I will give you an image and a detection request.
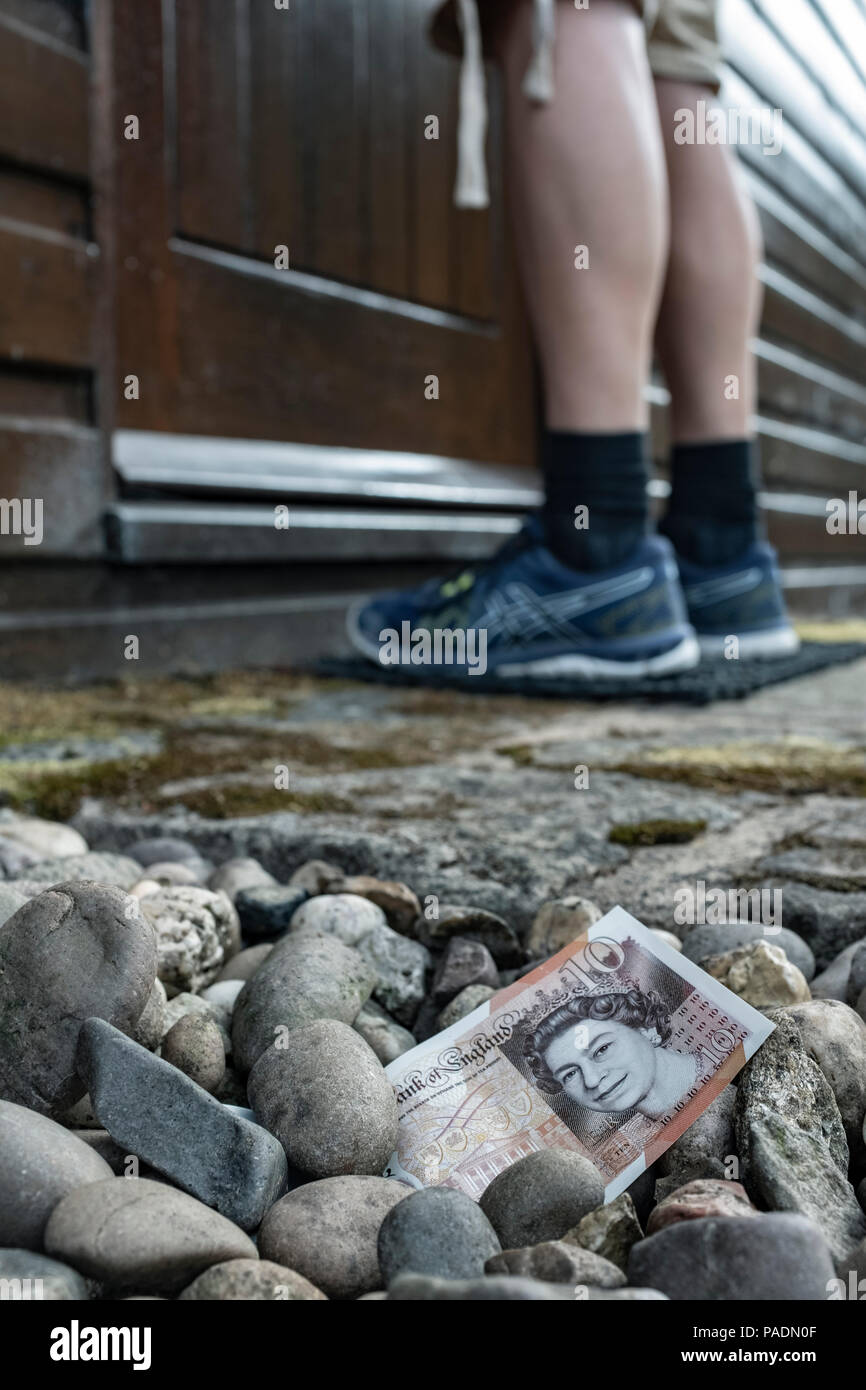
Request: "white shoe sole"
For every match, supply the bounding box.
[697,627,801,660]
[346,599,702,681]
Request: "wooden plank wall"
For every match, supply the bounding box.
[0,0,105,558]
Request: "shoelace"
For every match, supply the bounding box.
[454,0,555,209]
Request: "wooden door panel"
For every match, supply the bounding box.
[112,0,535,464]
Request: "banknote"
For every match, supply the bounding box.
[384,906,775,1202]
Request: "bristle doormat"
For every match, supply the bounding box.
[315,642,866,706]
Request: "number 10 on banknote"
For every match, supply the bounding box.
[384,906,774,1202]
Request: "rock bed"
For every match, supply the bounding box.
[1,813,865,1301]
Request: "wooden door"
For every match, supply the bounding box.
[106,0,535,473]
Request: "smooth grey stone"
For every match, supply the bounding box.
[232,932,376,1073]
[0,882,158,1115]
[132,978,167,1052]
[846,942,866,1008]
[0,1248,89,1300]
[353,999,416,1065]
[783,999,866,1165]
[378,1188,500,1283]
[0,883,28,928]
[0,1101,113,1249]
[628,1213,836,1300]
[681,923,814,980]
[78,1018,286,1230]
[657,1084,736,1192]
[259,1176,409,1299]
[201,979,244,1011]
[414,904,523,967]
[140,886,240,996]
[430,936,499,1005]
[215,943,273,983]
[139,862,201,887]
[209,857,278,904]
[436,984,496,1032]
[178,1258,326,1301]
[72,1129,145,1177]
[161,1013,226,1094]
[248,1018,397,1177]
[0,842,41,880]
[810,942,861,1001]
[128,836,203,867]
[44,1177,257,1295]
[0,817,87,861]
[18,852,141,888]
[479,1150,604,1249]
[771,882,866,969]
[236,884,308,940]
[291,893,429,1026]
[485,1240,625,1287]
[735,1014,866,1261]
[384,1273,666,1301]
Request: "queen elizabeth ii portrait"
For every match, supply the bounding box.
[522,986,703,1121]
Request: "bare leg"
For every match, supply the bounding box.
[493,0,669,432]
[652,79,764,442]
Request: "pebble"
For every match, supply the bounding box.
[378,1188,501,1283]
[436,984,496,1031]
[0,1101,113,1249]
[44,1177,257,1295]
[128,836,204,867]
[353,999,416,1064]
[681,922,815,980]
[258,1176,409,1299]
[811,941,861,1001]
[132,978,168,1052]
[248,1018,397,1177]
[414,904,523,967]
[209,856,278,903]
[701,940,811,1010]
[78,1019,286,1230]
[571,1191,643,1272]
[231,932,376,1073]
[17,851,142,889]
[290,893,429,1026]
[328,874,422,934]
[0,882,28,927]
[140,862,201,887]
[847,941,866,1008]
[288,859,344,895]
[646,1178,759,1235]
[650,929,683,951]
[430,936,499,1005]
[783,999,866,1165]
[526,896,603,959]
[162,991,230,1049]
[735,1013,866,1261]
[656,1084,736,1196]
[201,979,244,1012]
[235,884,308,940]
[0,840,41,879]
[178,1258,326,1301]
[628,1212,836,1300]
[161,1013,226,1093]
[0,882,158,1115]
[0,815,88,861]
[485,1241,625,1287]
[479,1150,605,1249]
[140,886,240,996]
[216,942,273,982]
[0,1249,89,1300]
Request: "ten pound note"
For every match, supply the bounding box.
[384,906,775,1202]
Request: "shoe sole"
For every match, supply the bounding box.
[346,600,701,681]
[696,627,801,660]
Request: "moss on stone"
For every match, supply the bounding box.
[608,817,708,847]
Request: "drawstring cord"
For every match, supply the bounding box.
[454,0,556,210]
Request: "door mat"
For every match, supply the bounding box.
[315,642,866,706]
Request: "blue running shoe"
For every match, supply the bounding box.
[676,540,800,660]
[347,518,700,680]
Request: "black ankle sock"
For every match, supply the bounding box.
[661,439,760,567]
[540,429,649,571]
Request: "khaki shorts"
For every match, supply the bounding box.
[432,0,723,91]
